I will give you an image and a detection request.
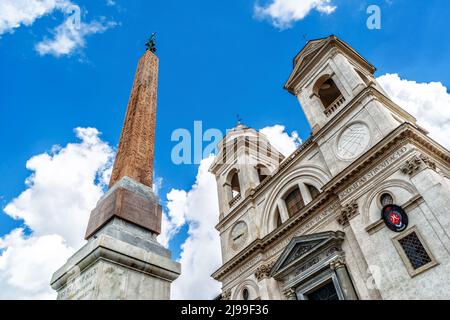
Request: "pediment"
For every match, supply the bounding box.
[284,35,376,94]
[279,240,322,269]
[294,40,327,68]
[270,231,345,278]
[284,37,329,91]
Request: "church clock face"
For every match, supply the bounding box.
[336,123,370,160]
[230,221,248,250]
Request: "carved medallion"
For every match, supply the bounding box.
[337,123,370,160]
[382,205,408,232]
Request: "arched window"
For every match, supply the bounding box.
[242,288,250,300]
[284,187,305,217]
[306,184,320,200]
[317,78,342,109]
[256,165,270,183]
[230,172,241,198]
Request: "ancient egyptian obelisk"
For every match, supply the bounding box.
[51,42,181,300]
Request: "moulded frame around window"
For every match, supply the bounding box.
[392,226,438,278]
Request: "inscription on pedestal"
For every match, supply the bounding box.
[57,266,98,300]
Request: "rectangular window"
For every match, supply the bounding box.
[393,227,437,277]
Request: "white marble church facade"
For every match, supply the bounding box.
[210,35,450,300]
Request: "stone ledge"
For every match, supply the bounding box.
[94,217,170,258]
[51,233,181,291]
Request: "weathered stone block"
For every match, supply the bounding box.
[85,176,162,239]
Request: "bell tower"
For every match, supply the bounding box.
[210,122,284,220]
[210,122,284,264]
[285,35,418,176]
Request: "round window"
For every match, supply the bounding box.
[380,193,394,207]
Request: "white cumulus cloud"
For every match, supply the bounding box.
[0,229,74,300]
[377,73,450,149]
[158,189,187,248]
[0,0,63,35]
[35,17,116,57]
[169,156,222,300]
[260,124,302,156]
[254,0,337,29]
[0,127,114,299]
[0,0,116,57]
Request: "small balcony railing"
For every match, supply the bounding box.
[324,95,346,117]
[229,193,242,208]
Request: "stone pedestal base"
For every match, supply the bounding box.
[51,221,181,300]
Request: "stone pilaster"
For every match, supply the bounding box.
[330,257,358,300]
[255,261,280,300]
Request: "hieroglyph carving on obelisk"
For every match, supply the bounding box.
[109,50,158,189]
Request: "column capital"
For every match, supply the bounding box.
[283,288,297,300]
[337,201,359,226]
[400,154,436,176]
[254,261,276,281]
[330,256,346,270]
[221,289,231,300]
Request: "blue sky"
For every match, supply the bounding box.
[0,0,449,299]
